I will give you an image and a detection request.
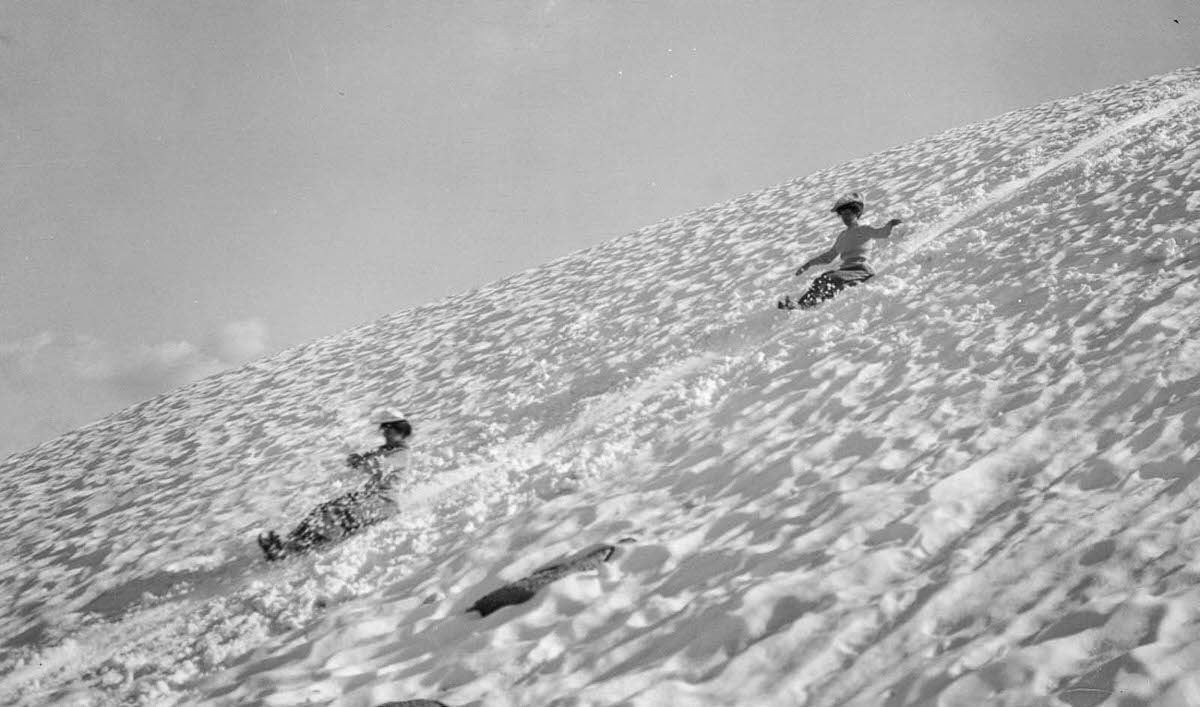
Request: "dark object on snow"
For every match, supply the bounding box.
[258,530,285,559]
[779,264,874,309]
[468,543,618,617]
[375,701,450,707]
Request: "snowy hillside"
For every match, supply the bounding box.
[2,66,1199,706]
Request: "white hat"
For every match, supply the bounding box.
[369,407,407,424]
[831,192,865,213]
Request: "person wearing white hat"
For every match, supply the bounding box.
[258,409,413,561]
[778,192,903,309]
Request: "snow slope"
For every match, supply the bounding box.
[2,66,1200,706]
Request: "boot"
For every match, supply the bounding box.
[258,531,286,561]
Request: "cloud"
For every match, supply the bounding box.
[94,338,227,399]
[0,319,271,459]
[0,331,56,384]
[213,318,269,364]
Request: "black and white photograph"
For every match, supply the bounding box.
[2,2,1199,704]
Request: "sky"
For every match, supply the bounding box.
[1,0,1198,459]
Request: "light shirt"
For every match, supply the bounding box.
[363,445,410,506]
[832,224,891,268]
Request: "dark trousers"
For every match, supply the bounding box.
[262,491,395,560]
[795,264,874,308]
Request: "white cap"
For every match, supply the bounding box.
[369,407,407,424]
[831,192,865,213]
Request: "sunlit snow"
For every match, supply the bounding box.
[2,67,1200,706]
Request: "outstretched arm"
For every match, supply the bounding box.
[874,218,903,238]
[795,247,838,276]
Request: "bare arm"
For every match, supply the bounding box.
[795,247,838,276]
[875,218,903,238]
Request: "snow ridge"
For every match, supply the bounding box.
[896,86,1200,260]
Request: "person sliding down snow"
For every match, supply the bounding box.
[778,192,903,309]
[258,409,412,561]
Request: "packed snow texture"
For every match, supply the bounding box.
[2,67,1200,706]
